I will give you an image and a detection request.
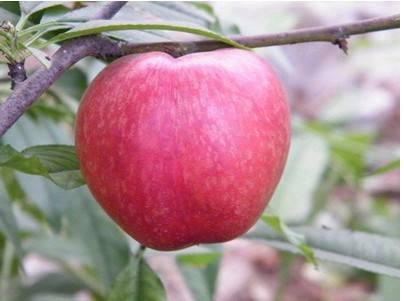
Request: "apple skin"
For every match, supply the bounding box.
[75,49,290,251]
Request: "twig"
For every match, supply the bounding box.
[0,12,399,137]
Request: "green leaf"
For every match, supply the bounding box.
[20,23,72,48]
[246,224,399,277]
[18,21,71,38]
[367,158,400,176]
[16,272,88,300]
[24,235,104,296]
[134,2,214,26]
[190,2,241,35]
[24,236,91,265]
[0,144,85,190]
[55,2,212,27]
[0,168,46,224]
[0,7,20,25]
[16,2,65,31]
[44,20,248,50]
[0,2,20,16]
[0,193,23,258]
[27,100,74,123]
[19,2,64,18]
[67,188,131,292]
[19,2,41,15]
[261,215,317,266]
[331,133,373,181]
[108,251,166,301]
[267,132,329,223]
[0,168,25,201]
[52,2,121,22]
[40,5,71,24]
[22,145,77,173]
[177,252,221,301]
[0,144,45,174]
[306,122,373,182]
[108,2,215,43]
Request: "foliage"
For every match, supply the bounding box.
[0,1,244,67]
[0,144,84,189]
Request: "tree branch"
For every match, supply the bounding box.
[0,13,399,137]
[113,14,400,57]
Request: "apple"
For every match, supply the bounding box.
[75,49,290,251]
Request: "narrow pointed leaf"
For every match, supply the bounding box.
[0,144,85,189]
[367,158,400,176]
[246,224,399,277]
[0,193,23,257]
[44,20,248,49]
[108,253,166,301]
[261,215,317,266]
[20,2,65,17]
[177,252,221,301]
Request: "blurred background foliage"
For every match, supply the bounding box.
[0,2,400,301]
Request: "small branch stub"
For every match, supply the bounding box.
[7,61,27,90]
[333,37,349,54]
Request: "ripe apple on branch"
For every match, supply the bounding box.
[75,49,290,250]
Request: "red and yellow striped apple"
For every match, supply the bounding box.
[75,49,290,251]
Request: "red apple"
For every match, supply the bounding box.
[75,49,290,251]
